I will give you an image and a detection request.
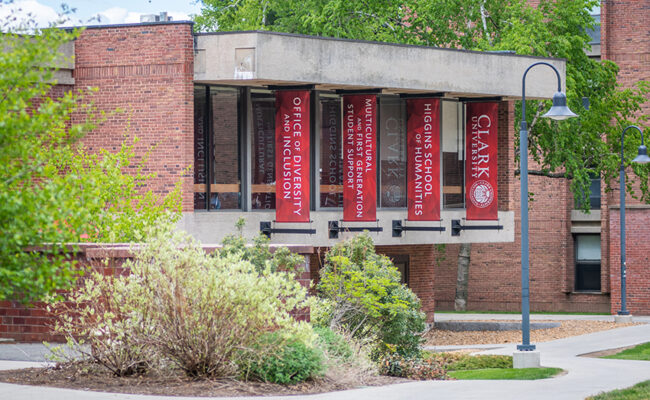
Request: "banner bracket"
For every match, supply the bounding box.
[328,221,383,239]
[451,219,503,236]
[260,221,316,238]
[392,220,446,237]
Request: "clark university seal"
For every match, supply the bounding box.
[469,180,494,208]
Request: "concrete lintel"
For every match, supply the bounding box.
[571,225,602,234]
[195,31,566,99]
[571,209,601,221]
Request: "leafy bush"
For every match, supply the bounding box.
[315,233,426,359]
[314,326,353,362]
[50,226,313,379]
[220,222,305,275]
[246,333,325,384]
[48,271,153,376]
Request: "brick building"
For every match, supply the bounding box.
[3,1,648,341]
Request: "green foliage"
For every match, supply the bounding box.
[602,342,650,361]
[588,380,650,400]
[194,0,649,208]
[0,15,181,303]
[246,332,325,384]
[448,367,563,380]
[313,326,353,362]
[219,221,305,275]
[315,233,426,359]
[50,227,314,379]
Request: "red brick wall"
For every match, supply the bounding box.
[601,0,650,314]
[609,208,650,315]
[74,23,195,211]
[602,0,650,110]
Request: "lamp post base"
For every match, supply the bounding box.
[615,314,633,324]
[513,350,541,369]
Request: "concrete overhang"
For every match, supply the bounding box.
[194,31,566,100]
[3,36,75,85]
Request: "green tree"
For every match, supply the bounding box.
[0,18,181,302]
[194,0,649,204]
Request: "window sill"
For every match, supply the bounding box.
[569,291,607,295]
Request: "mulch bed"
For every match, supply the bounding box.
[0,363,406,397]
[424,320,639,346]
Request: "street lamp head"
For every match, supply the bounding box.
[632,145,650,164]
[542,92,577,120]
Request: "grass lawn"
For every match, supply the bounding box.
[588,380,650,400]
[602,343,650,361]
[448,367,563,380]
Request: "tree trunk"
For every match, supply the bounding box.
[455,243,472,311]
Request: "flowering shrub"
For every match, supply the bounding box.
[49,227,315,379]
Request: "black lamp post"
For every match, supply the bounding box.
[618,125,650,317]
[518,62,577,352]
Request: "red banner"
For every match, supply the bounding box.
[407,99,441,221]
[343,95,377,222]
[275,91,310,222]
[466,102,498,220]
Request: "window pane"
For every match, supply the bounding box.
[576,235,601,261]
[589,176,601,209]
[576,263,601,291]
[209,87,240,209]
[379,97,407,208]
[251,93,276,209]
[442,101,464,208]
[193,87,208,210]
[320,98,343,208]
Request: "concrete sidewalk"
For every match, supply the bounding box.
[1,315,649,400]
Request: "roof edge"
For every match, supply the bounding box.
[194,30,566,62]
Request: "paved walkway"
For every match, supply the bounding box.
[1,314,649,400]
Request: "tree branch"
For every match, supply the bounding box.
[514,169,572,179]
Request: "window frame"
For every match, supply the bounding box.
[574,233,602,292]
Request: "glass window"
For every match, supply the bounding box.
[379,97,407,208]
[442,101,464,208]
[251,92,276,210]
[319,97,343,208]
[575,234,601,291]
[193,87,208,210]
[210,87,241,209]
[193,86,241,210]
[575,173,601,210]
